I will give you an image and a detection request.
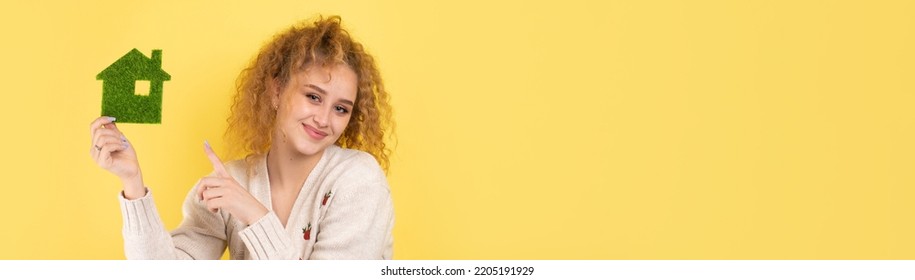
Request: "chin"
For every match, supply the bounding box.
[294,146,323,157]
[293,140,328,157]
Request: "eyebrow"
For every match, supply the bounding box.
[305,84,355,107]
[304,84,327,94]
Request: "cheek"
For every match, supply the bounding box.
[279,101,310,123]
[275,100,295,123]
[333,116,352,135]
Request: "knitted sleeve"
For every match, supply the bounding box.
[118,187,227,259]
[236,211,298,259]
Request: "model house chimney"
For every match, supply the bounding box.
[151,50,162,69]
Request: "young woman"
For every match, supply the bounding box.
[89,16,394,260]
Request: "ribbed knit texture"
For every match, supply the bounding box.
[117,145,394,260]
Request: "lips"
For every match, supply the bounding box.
[302,123,328,140]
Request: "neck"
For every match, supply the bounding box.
[266,144,324,192]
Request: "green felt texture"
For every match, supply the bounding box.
[96,49,171,123]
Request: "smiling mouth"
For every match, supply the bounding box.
[303,123,328,139]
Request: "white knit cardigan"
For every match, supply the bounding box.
[117,145,394,259]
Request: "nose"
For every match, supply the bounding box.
[313,104,331,128]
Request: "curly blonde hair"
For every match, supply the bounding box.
[226,15,393,172]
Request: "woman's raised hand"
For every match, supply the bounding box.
[89,116,145,199]
[196,141,269,225]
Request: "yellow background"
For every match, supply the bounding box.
[0,0,913,259]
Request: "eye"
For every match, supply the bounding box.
[306,93,320,103]
[334,105,350,114]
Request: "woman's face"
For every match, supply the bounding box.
[272,64,358,158]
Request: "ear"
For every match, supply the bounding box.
[268,77,281,109]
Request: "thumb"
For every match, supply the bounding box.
[204,140,229,177]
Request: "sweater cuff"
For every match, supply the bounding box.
[117,188,165,236]
[238,212,292,259]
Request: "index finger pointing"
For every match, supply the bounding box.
[204,140,229,177]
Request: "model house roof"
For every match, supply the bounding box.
[96,48,171,81]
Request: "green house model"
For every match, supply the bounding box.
[96,49,171,123]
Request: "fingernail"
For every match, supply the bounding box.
[124,143,130,149]
[107,116,116,122]
[204,140,211,149]
[121,136,127,142]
